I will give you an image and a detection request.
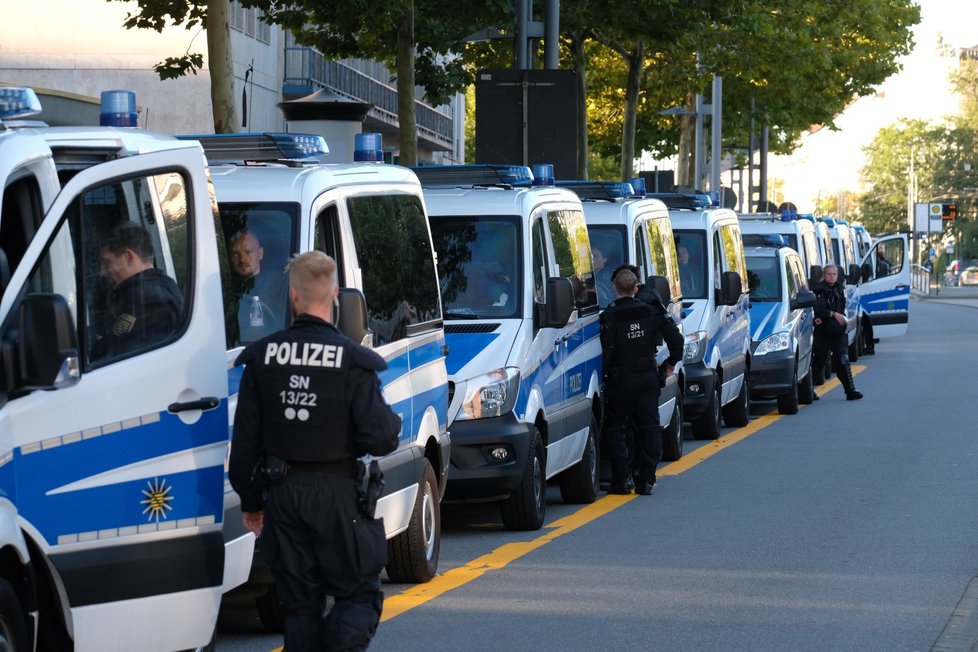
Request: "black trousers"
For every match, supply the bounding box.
[605,372,662,483]
[812,330,847,377]
[263,470,387,652]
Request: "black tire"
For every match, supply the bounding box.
[386,457,441,583]
[798,362,815,405]
[0,578,27,652]
[848,322,860,362]
[856,319,866,356]
[256,585,285,634]
[777,363,800,415]
[559,414,599,504]
[661,393,684,461]
[500,427,546,531]
[691,384,721,440]
[722,375,750,427]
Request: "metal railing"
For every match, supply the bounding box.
[911,264,933,295]
[283,47,454,149]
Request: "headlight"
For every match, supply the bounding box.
[683,331,708,364]
[457,367,521,420]
[754,332,791,356]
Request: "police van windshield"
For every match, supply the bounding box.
[429,216,521,319]
[586,225,625,308]
[673,230,708,300]
[218,202,299,348]
[746,255,782,302]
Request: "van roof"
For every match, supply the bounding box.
[668,207,739,229]
[208,162,422,203]
[422,185,583,217]
[580,197,670,226]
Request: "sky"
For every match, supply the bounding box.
[768,0,978,213]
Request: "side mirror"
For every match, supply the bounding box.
[791,289,816,311]
[809,264,823,288]
[544,277,575,328]
[716,271,742,306]
[336,287,373,347]
[649,275,671,305]
[18,293,80,391]
[847,263,861,286]
[861,261,872,283]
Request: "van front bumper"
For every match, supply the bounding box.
[682,361,717,421]
[749,349,795,398]
[443,412,533,503]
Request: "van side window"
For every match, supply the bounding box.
[720,224,747,282]
[531,219,548,303]
[315,205,346,286]
[784,258,798,298]
[19,172,193,372]
[1,172,44,284]
[219,202,298,347]
[547,209,596,311]
[713,231,723,290]
[646,217,682,302]
[873,238,903,278]
[633,226,649,281]
[347,194,440,344]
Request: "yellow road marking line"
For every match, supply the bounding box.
[269,362,869,647]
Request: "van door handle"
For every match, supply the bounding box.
[168,397,220,413]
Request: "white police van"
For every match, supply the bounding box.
[187,133,450,628]
[742,238,817,414]
[651,193,751,439]
[0,88,227,650]
[560,180,686,461]
[852,223,873,259]
[419,164,603,531]
[739,210,822,286]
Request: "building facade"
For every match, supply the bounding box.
[0,0,462,164]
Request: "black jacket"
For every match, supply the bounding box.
[600,295,684,378]
[229,314,401,512]
[813,279,847,336]
[93,268,183,361]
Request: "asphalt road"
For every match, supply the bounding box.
[217,295,978,651]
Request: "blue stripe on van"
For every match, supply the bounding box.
[444,332,500,376]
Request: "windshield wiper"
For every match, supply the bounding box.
[445,308,482,319]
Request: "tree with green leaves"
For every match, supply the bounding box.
[112,0,237,133]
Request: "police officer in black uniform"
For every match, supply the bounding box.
[94,223,183,361]
[812,264,863,400]
[600,266,684,495]
[229,251,401,651]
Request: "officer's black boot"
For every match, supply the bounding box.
[812,351,826,386]
[836,356,863,401]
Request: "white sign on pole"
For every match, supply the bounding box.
[915,202,944,233]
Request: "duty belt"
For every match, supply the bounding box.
[287,460,357,477]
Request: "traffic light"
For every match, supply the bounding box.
[942,203,958,220]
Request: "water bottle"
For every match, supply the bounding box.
[249,295,264,328]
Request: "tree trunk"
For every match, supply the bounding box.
[570,32,589,180]
[676,92,695,188]
[619,40,643,181]
[206,0,237,133]
[396,0,418,166]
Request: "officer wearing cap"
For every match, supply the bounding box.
[229,251,401,651]
[600,265,684,495]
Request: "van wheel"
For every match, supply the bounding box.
[501,427,546,530]
[691,385,721,440]
[848,323,860,362]
[0,579,27,652]
[661,395,684,461]
[798,363,815,405]
[256,585,285,633]
[722,376,750,427]
[387,458,440,583]
[777,364,800,415]
[559,414,599,504]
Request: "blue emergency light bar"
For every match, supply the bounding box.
[176,132,329,162]
[354,133,383,162]
[531,163,555,186]
[0,87,42,122]
[100,90,138,127]
[556,180,635,200]
[818,216,837,227]
[743,233,788,248]
[797,213,815,222]
[647,192,716,210]
[411,164,535,188]
[630,177,646,197]
[780,208,798,222]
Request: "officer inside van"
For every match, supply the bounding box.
[600,265,683,495]
[229,227,286,343]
